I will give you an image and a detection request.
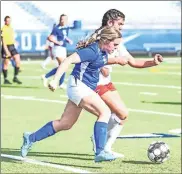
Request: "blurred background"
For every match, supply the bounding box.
[1,1,181,59]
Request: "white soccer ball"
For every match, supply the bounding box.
[147,141,170,163]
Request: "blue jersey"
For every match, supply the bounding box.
[71,42,108,90]
[51,24,69,47]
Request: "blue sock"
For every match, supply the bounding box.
[29,121,56,143]
[94,121,108,155]
[59,73,66,86]
[11,59,16,68]
[45,67,58,78]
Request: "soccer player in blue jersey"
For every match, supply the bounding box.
[21,26,125,162]
[41,14,73,89]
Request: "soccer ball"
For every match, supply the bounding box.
[147,141,170,163]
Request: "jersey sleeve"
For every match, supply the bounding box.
[51,27,57,36]
[76,47,97,62]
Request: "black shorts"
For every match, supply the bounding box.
[1,44,18,59]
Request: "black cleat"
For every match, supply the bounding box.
[4,79,12,85]
[13,77,22,84]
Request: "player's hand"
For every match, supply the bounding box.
[153,54,163,65]
[117,57,128,66]
[59,41,64,46]
[48,79,58,92]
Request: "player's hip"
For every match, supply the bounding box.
[1,44,18,59]
[66,75,95,106]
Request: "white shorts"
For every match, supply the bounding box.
[67,75,94,106]
[53,46,67,59]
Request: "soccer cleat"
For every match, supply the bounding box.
[21,132,33,158]
[4,79,12,85]
[95,150,116,163]
[105,149,125,158]
[41,74,48,87]
[13,77,22,84]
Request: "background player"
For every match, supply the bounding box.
[1,16,22,84]
[41,14,73,89]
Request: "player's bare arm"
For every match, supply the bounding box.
[65,36,73,45]
[49,52,81,91]
[47,35,63,46]
[2,38,11,57]
[107,56,128,66]
[127,53,163,68]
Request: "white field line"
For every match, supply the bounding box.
[169,128,181,134]
[1,75,180,89]
[1,94,181,117]
[140,92,158,96]
[1,154,93,173]
[112,70,181,76]
[128,108,181,117]
[1,94,67,104]
[113,82,181,89]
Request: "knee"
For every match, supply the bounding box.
[116,108,129,120]
[3,63,8,69]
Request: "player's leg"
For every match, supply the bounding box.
[101,86,128,121]
[41,47,52,69]
[41,57,65,87]
[21,99,82,157]
[100,87,128,156]
[55,46,67,88]
[92,83,128,158]
[11,45,22,84]
[66,76,115,162]
[78,89,116,162]
[2,58,11,84]
[1,48,11,84]
[10,58,16,68]
[42,47,66,88]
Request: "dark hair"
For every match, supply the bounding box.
[77,9,125,48]
[4,16,10,22]
[101,9,125,27]
[60,14,67,19]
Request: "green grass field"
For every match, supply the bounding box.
[1,58,181,173]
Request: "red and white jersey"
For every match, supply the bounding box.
[97,43,130,85]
